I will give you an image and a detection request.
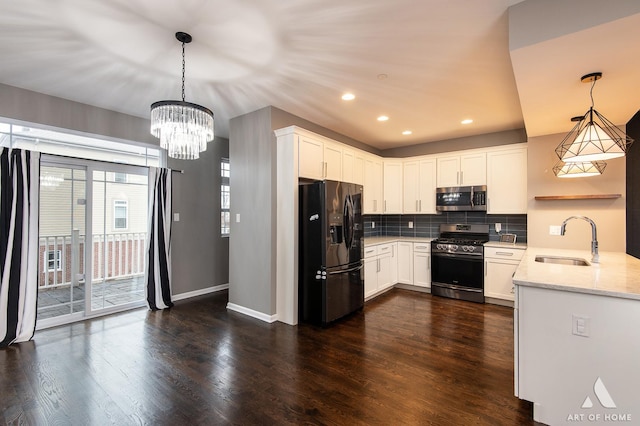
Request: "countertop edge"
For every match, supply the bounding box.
[513,247,640,301]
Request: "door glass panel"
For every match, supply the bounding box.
[37,166,86,320]
[91,169,148,311]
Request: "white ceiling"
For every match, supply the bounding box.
[0,0,638,150]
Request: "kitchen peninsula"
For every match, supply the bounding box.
[513,248,640,425]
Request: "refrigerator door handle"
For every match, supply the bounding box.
[343,194,353,250]
[327,263,363,275]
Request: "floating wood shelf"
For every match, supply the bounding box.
[534,194,621,200]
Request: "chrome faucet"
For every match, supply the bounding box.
[560,215,599,263]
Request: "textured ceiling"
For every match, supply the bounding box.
[0,0,638,150]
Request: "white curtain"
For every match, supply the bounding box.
[144,167,173,310]
[0,148,40,347]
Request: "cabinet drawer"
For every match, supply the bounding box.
[413,243,431,253]
[364,246,378,258]
[376,243,394,257]
[484,246,525,260]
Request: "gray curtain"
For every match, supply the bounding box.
[1,148,40,347]
[144,167,173,310]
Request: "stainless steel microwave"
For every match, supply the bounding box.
[436,185,487,211]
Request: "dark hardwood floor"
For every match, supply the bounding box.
[1,289,538,425]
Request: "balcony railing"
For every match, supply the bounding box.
[39,231,147,289]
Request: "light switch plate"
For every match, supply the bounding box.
[549,225,562,236]
[408,221,414,229]
[173,213,180,222]
[572,314,590,337]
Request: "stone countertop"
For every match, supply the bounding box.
[513,247,640,301]
[364,236,434,246]
[484,241,527,249]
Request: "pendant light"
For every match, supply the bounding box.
[150,32,214,160]
[555,72,633,163]
[553,160,607,178]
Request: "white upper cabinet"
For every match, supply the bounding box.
[403,157,436,214]
[436,152,486,187]
[298,134,324,179]
[353,153,365,185]
[323,142,343,181]
[364,155,383,214]
[487,146,528,214]
[383,161,403,214]
[342,148,355,183]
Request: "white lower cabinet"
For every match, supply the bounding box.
[364,243,395,298]
[397,242,413,284]
[413,243,431,288]
[484,246,525,301]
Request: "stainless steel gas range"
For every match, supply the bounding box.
[430,223,489,303]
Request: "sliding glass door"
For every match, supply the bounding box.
[37,158,148,328]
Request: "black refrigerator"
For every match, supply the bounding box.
[299,180,364,326]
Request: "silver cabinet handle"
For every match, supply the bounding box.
[427,254,430,270]
[416,246,427,249]
[485,261,487,276]
[416,200,419,211]
[384,200,387,212]
[460,170,464,184]
[419,200,422,212]
[496,252,514,256]
[457,171,460,185]
[377,258,380,273]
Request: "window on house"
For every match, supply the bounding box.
[46,250,62,271]
[114,200,128,230]
[114,172,127,183]
[221,158,230,236]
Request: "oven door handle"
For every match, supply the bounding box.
[431,252,483,260]
[432,282,483,293]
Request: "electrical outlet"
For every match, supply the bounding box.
[371,221,375,229]
[549,225,562,235]
[408,221,414,229]
[495,223,502,233]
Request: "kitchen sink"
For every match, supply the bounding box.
[534,255,590,266]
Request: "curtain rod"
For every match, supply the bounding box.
[171,169,184,174]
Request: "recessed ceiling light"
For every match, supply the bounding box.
[377,115,389,122]
[402,130,412,135]
[461,119,473,125]
[341,93,355,101]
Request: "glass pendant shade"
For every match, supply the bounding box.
[553,160,606,178]
[150,32,214,160]
[150,100,214,160]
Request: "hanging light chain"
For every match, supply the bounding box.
[181,40,186,102]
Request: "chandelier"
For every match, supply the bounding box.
[555,72,633,164]
[150,32,214,160]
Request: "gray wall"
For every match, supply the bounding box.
[0,83,157,145]
[381,128,527,158]
[1,83,228,296]
[229,107,276,314]
[271,107,381,155]
[169,136,230,294]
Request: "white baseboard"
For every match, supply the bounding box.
[172,283,229,302]
[226,302,278,323]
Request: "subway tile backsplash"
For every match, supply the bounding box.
[364,212,527,243]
